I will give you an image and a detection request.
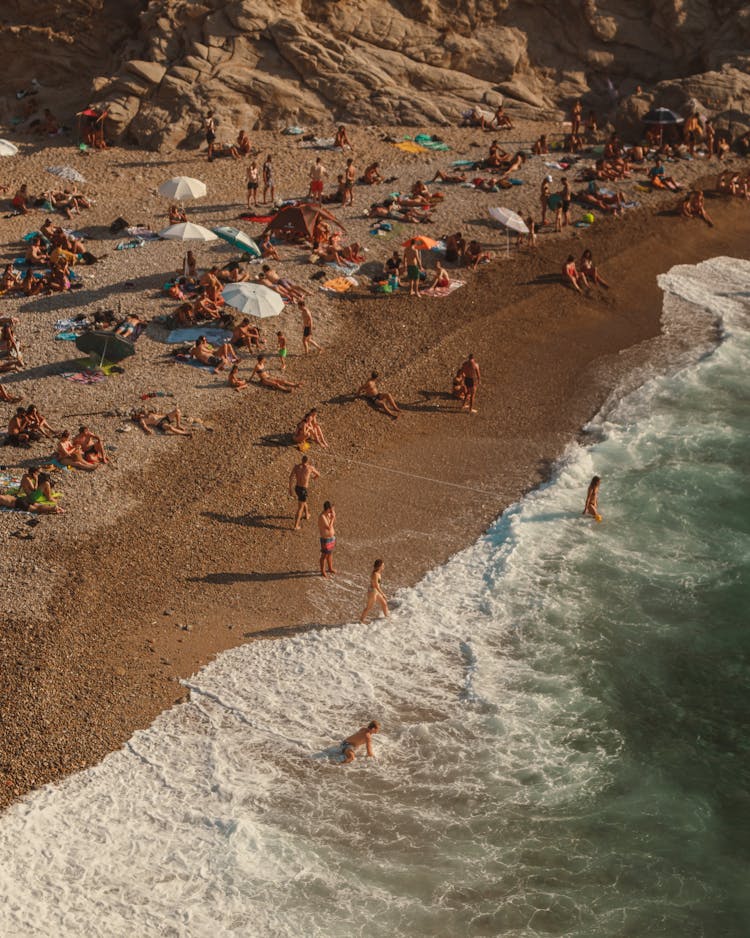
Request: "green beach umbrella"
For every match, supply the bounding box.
[212,225,261,257]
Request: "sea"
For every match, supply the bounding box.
[0,257,748,937]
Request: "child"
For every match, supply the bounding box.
[276,330,288,371]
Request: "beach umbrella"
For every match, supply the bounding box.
[158,176,207,202]
[401,235,439,250]
[0,140,19,157]
[46,166,87,184]
[158,222,217,242]
[488,206,529,255]
[212,225,261,257]
[222,282,284,319]
[643,108,684,125]
[75,331,135,366]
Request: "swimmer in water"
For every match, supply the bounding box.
[583,475,602,521]
[339,720,380,764]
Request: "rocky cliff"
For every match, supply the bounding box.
[2,0,749,148]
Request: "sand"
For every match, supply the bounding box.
[0,121,748,806]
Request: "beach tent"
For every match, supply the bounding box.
[262,204,345,241]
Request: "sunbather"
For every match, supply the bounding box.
[55,430,98,470]
[363,162,382,184]
[25,404,56,439]
[357,372,401,419]
[0,321,24,367]
[169,204,187,224]
[232,317,265,351]
[579,249,609,288]
[228,364,248,391]
[251,355,301,391]
[133,407,192,436]
[73,425,109,464]
[465,240,491,269]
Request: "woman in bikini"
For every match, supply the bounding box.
[228,364,248,391]
[251,355,301,392]
[17,468,64,514]
[579,249,609,288]
[583,476,602,521]
[360,559,389,623]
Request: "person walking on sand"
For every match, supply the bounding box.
[262,155,275,204]
[459,353,481,414]
[246,159,260,207]
[318,501,337,577]
[360,559,389,623]
[403,239,423,298]
[289,454,319,530]
[299,299,323,353]
[338,720,380,764]
[309,157,327,204]
[583,475,602,521]
[205,111,216,162]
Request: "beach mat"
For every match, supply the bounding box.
[423,279,465,298]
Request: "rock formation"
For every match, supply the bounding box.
[2,0,749,149]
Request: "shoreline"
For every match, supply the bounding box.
[1,133,749,808]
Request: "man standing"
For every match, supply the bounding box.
[262,154,275,204]
[309,157,326,204]
[289,455,319,530]
[459,353,481,414]
[318,500,337,577]
[403,239,423,298]
[298,299,323,353]
[343,157,356,206]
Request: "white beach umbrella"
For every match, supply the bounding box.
[0,140,19,157]
[222,282,284,319]
[158,222,217,242]
[46,165,86,184]
[158,176,207,202]
[488,206,529,255]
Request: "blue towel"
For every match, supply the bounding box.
[166,326,232,346]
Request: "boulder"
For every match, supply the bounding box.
[125,60,167,86]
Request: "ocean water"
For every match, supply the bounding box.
[1,257,748,938]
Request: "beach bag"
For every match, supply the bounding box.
[109,216,130,234]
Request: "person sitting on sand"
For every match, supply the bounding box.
[251,355,301,392]
[0,320,24,367]
[0,382,22,403]
[444,232,465,265]
[174,302,194,327]
[4,407,31,447]
[357,371,401,419]
[363,162,382,185]
[55,429,98,471]
[11,184,30,215]
[1,264,21,293]
[465,240,491,270]
[499,151,526,179]
[490,105,513,130]
[133,407,193,436]
[259,232,280,261]
[227,364,248,391]
[191,335,238,373]
[25,236,49,266]
[18,468,64,513]
[73,425,109,465]
[24,404,56,439]
[169,204,187,225]
[338,720,380,764]
[563,255,583,293]
[232,317,265,352]
[648,158,680,191]
[532,134,549,155]
[192,292,222,322]
[579,249,609,288]
[429,260,451,290]
[47,258,71,294]
[236,129,251,156]
[20,268,46,297]
[452,368,466,401]
[334,125,353,150]
[681,189,714,226]
[293,409,328,449]
[485,141,510,168]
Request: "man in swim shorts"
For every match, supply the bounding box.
[289,454,320,530]
[318,500,337,577]
[309,157,327,204]
[339,720,380,764]
[459,353,481,414]
[403,240,423,297]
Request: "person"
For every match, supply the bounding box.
[0,382,22,403]
[682,189,714,227]
[560,177,572,227]
[563,255,583,293]
[403,239,423,297]
[275,330,288,371]
[430,169,467,184]
[236,129,251,155]
[169,204,187,224]
[232,317,265,352]
[309,157,326,204]
[293,409,328,449]
[227,364,248,391]
[133,407,192,436]
[357,371,401,419]
[205,111,216,162]
[648,158,680,191]
[298,300,323,353]
[459,353,481,414]
[343,157,356,206]
[570,99,583,136]
[251,355,301,391]
[532,134,548,155]
[55,430,98,470]
[1,321,24,367]
[73,425,108,465]
[306,409,328,448]
[465,240,491,270]
[4,407,31,447]
[452,368,466,401]
[318,500,337,577]
[289,454,320,529]
[583,475,602,521]
[490,104,513,130]
[11,184,30,215]
[18,468,64,514]
[579,249,609,288]
[25,404,56,439]
[262,155,275,204]
[363,162,382,184]
[360,559,389,623]
[338,720,380,764]
[540,176,552,227]
[334,125,353,150]
[428,260,451,290]
[245,159,260,207]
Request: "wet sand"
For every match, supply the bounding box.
[1,134,749,806]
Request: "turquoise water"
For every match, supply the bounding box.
[0,257,748,937]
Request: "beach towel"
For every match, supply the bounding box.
[282,126,305,135]
[414,134,451,152]
[326,262,360,276]
[320,276,356,293]
[60,369,106,384]
[238,213,275,224]
[423,279,465,298]
[166,326,232,346]
[172,355,215,372]
[451,159,476,167]
[544,161,568,171]
[298,138,336,149]
[0,471,22,495]
[394,141,427,154]
[116,237,146,251]
[124,226,160,240]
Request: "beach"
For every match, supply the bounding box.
[1,123,749,809]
